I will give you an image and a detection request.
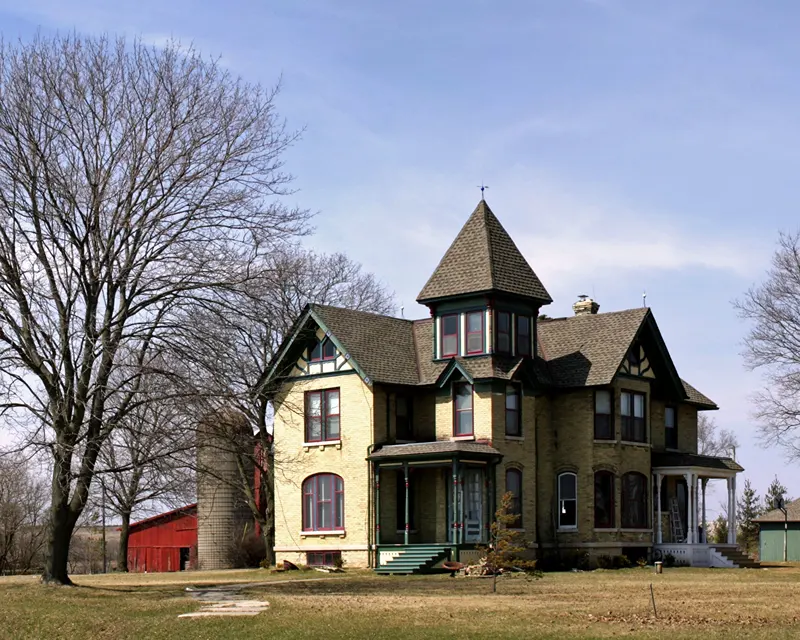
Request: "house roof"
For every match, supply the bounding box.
[416,200,552,305]
[681,379,718,409]
[369,440,502,461]
[128,504,197,531]
[651,452,743,472]
[755,500,800,523]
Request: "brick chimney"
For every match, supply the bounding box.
[573,294,600,316]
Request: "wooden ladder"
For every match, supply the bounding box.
[669,498,684,543]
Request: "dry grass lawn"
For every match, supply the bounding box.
[2,566,800,639]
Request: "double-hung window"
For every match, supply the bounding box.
[466,311,484,354]
[594,390,613,440]
[453,382,473,436]
[496,311,511,354]
[506,469,523,528]
[621,472,648,529]
[441,314,459,357]
[305,389,340,442]
[594,471,615,528]
[621,391,646,442]
[516,316,531,356]
[558,472,577,529]
[665,406,677,449]
[302,474,344,531]
[505,385,521,436]
[396,395,412,441]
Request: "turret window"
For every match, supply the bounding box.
[496,311,511,354]
[466,311,484,354]
[517,316,531,356]
[441,314,459,357]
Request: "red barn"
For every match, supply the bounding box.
[127,504,198,573]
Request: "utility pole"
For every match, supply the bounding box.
[101,477,107,574]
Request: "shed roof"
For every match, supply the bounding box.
[755,500,800,523]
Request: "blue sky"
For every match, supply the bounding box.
[1,0,797,513]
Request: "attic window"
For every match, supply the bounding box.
[310,338,336,362]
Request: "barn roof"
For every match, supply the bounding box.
[128,504,197,531]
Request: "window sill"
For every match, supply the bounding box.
[303,440,342,452]
[451,435,475,441]
[619,441,650,448]
[504,435,524,442]
[300,530,346,538]
[557,527,578,533]
[593,439,616,444]
[594,528,619,532]
[619,528,652,533]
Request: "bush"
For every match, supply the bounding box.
[664,553,676,568]
[636,556,647,568]
[614,555,631,569]
[596,555,614,570]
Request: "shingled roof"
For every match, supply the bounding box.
[417,200,552,305]
[311,304,419,386]
[537,308,650,387]
[755,500,800,523]
[681,379,718,409]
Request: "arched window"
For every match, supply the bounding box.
[558,472,577,529]
[505,468,522,528]
[302,474,344,531]
[621,472,648,529]
[594,471,615,529]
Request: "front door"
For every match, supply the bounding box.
[464,469,484,542]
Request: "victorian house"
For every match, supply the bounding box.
[264,200,745,572]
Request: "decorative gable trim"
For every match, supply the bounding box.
[435,359,474,388]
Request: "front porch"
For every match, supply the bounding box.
[369,441,503,573]
[652,452,745,567]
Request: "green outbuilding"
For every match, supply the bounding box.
[756,501,800,563]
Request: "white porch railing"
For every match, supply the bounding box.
[653,544,738,568]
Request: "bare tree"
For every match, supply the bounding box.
[97,372,195,572]
[698,414,739,457]
[736,231,800,460]
[0,456,49,575]
[184,245,394,565]
[0,34,309,584]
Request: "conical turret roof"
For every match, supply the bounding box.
[417,200,552,305]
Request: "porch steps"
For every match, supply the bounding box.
[711,546,761,569]
[375,546,451,575]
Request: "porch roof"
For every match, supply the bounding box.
[369,440,502,462]
[652,451,744,474]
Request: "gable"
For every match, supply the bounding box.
[290,326,354,378]
[618,342,655,379]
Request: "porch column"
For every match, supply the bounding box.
[403,463,410,546]
[458,465,465,544]
[451,459,458,544]
[701,478,708,544]
[726,477,733,544]
[487,462,496,542]
[684,472,694,543]
[655,473,663,544]
[374,467,381,546]
[731,476,737,544]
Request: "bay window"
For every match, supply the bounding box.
[621,472,648,529]
[594,389,613,440]
[621,391,646,442]
[496,311,511,354]
[466,311,484,354]
[441,314,459,357]
[594,471,615,528]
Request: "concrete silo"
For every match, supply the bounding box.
[196,411,255,570]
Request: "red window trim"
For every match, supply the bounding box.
[453,382,474,436]
[306,551,341,566]
[496,311,511,354]
[310,338,336,362]
[305,388,340,442]
[302,473,345,532]
[466,310,484,355]
[441,314,459,357]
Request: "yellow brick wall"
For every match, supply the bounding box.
[678,404,699,453]
[272,371,374,567]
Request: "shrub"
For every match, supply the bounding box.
[664,553,676,568]
[596,555,614,570]
[636,557,647,568]
[614,555,631,569]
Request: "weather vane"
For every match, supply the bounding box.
[477,183,489,200]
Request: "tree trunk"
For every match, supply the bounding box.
[117,512,131,572]
[261,523,275,567]
[42,504,76,585]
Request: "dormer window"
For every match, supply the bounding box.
[466,311,484,354]
[310,337,336,362]
[517,316,531,356]
[441,314,459,357]
[496,311,511,354]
